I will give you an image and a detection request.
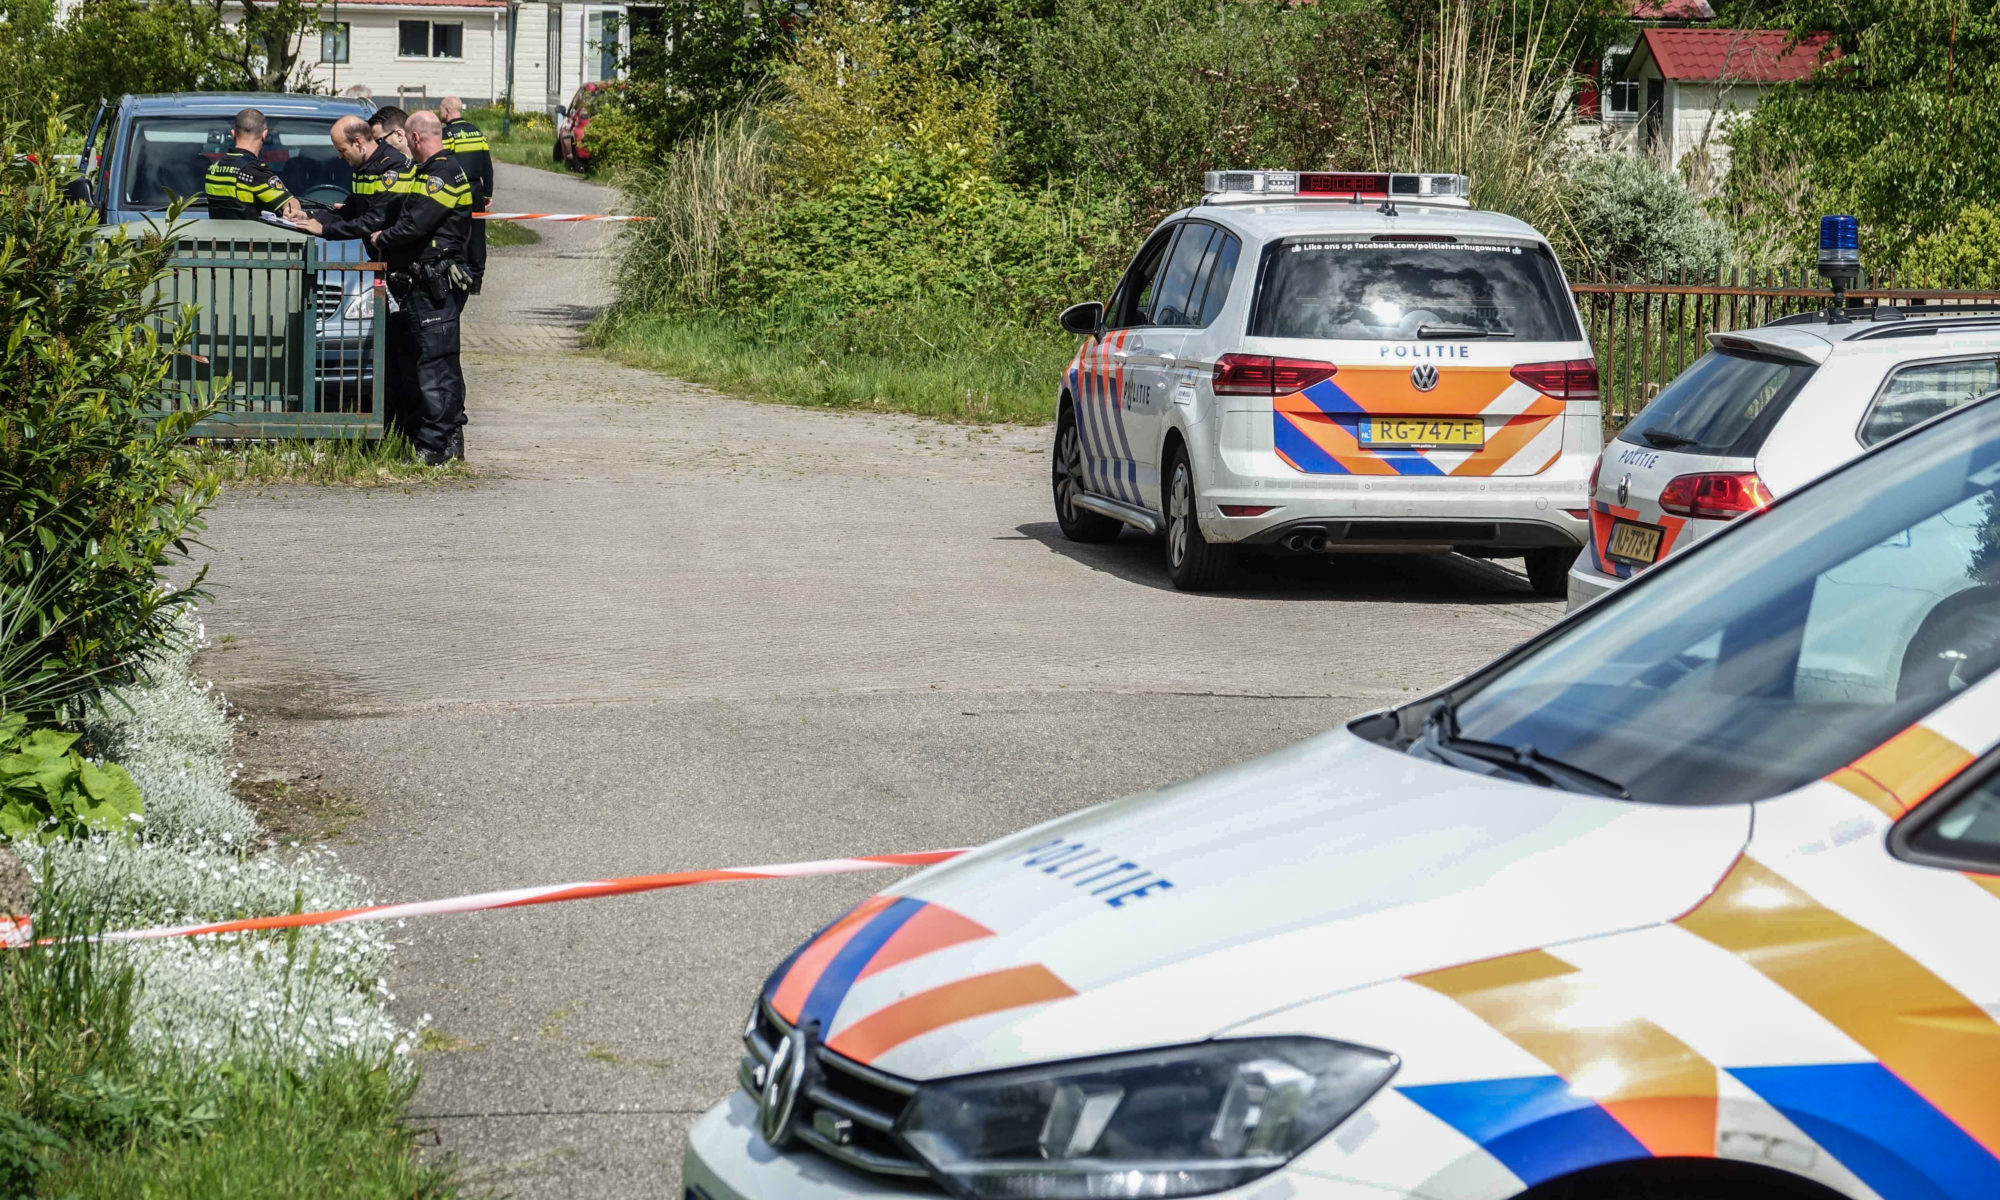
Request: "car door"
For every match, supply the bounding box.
[1122,223,1217,506]
[1076,225,1176,508]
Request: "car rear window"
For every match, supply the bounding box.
[1618,348,1817,457]
[122,115,349,211]
[1249,237,1580,342]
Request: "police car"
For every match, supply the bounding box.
[688,389,2000,1200]
[1051,171,1598,595]
[1568,309,2000,610]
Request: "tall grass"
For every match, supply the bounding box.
[1377,0,1582,259]
[613,104,773,312]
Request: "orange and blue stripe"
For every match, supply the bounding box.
[1274,367,1561,478]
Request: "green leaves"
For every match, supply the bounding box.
[0,715,144,842]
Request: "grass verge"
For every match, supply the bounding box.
[594,306,1071,424]
[486,219,542,247]
[185,433,472,487]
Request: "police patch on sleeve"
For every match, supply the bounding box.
[425,175,445,195]
[382,170,399,187]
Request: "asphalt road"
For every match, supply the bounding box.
[194,161,1565,1198]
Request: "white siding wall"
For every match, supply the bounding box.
[511,4,551,111]
[549,2,627,108]
[301,7,508,106]
[1667,81,1765,169]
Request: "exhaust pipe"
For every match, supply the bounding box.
[1281,530,1331,553]
[1307,534,1328,552]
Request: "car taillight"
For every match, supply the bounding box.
[1510,359,1601,401]
[1212,354,1337,396]
[1657,471,1774,520]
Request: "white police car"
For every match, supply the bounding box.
[1568,310,2000,610]
[689,388,2000,1200]
[1050,171,1599,594]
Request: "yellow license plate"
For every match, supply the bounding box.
[1358,418,1484,448]
[1605,519,1666,566]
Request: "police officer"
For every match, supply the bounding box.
[439,96,493,294]
[370,110,473,465]
[294,116,417,439]
[370,106,412,162]
[204,108,297,221]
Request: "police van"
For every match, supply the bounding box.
[1051,171,1598,594]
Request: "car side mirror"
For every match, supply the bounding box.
[62,176,93,205]
[555,105,568,118]
[1060,301,1104,338]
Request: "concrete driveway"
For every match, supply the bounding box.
[195,161,1564,1198]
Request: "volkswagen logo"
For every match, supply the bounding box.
[757,1021,813,1146]
[1617,473,1630,506]
[1410,364,1440,392]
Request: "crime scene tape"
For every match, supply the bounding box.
[476,212,648,222]
[3,849,965,948]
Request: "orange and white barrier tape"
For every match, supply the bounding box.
[3,849,964,948]
[476,212,647,222]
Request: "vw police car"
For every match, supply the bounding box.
[1051,171,1598,595]
[1569,310,2000,610]
[690,389,2000,1200]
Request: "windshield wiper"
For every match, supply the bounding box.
[1415,700,1630,798]
[1639,430,1699,450]
[1417,323,1513,339]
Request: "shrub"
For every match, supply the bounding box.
[614,104,774,311]
[0,715,143,842]
[575,83,652,170]
[0,121,218,727]
[1564,152,1731,278]
[1900,204,2000,287]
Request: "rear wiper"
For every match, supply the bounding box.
[1416,700,1630,798]
[1417,323,1513,339]
[1640,430,1699,450]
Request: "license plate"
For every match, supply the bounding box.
[1605,519,1666,566]
[1358,418,1484,448]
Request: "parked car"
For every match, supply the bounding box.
[1052,169,1597,595]
[1568,308,2000,609]
[554,83,611,172]
[70,92,382,411]
[692,388,2000,1200]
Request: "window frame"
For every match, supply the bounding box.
[397,19,432,58]
[321,20,350,64]
[430,20,464,59]
[1858,353,2000,448]
[1186,226,1242,330]
[1149,222,1216,328]
[1889,741,2000,874]
[1106,224,1182,333]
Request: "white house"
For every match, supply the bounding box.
[301,0,632,111]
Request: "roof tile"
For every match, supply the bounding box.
[1639,28,1836,82]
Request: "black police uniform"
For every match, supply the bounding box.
[442,117,493,293]
[203,146,293,220]
[373,148,475,460]
[315,141,415,433]
[316,140,411,240]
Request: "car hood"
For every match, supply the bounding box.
[781,726,1750,1080]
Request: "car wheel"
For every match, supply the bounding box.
[1898,584,2000,700]
[1164,448,1235,591]
[1525,547,1579,598]
[553,139,564,164]
[1053,408,1121,543]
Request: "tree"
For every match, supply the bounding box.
[617,0,797,157]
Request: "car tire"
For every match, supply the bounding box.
[1525,547,1579,598]
[1164,447,1235,591]
[553,140,564,164]
[1053,407,1121,544]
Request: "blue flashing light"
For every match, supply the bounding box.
[1819,214,1860,264]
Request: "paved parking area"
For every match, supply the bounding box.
[194,162,1564,1198]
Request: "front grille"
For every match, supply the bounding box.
[741,1001,938,1187]
[314,281,346,319]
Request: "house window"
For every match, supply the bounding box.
[398,20,464,59]
[321,21,349,64]
[1604,80,1642,121]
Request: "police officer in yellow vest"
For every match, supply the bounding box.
[370,111,474,464]
[203,109,298,222]
[439,96,493,294]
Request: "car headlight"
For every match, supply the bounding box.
[342,289,375,321]
[898,1037,1397,1199]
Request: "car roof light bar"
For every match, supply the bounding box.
[1202,170,1472,208]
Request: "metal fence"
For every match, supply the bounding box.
[149,223,386,440]
[1572,268,2000,426]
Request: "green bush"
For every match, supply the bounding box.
[1565,152,1731,278]
[0,121,217,726]
[576,84,652,170]
[0,715,143,842]
[1901,204,2000,287]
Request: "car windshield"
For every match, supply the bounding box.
[121,115,351,211]
[1250,237,1580,341]
[1618,348,1818,456]
[1370,396,2000,806]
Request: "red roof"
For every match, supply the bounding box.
[329,0,504,7]
[1639,28,1836,82]
[1628,0,1715,21]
